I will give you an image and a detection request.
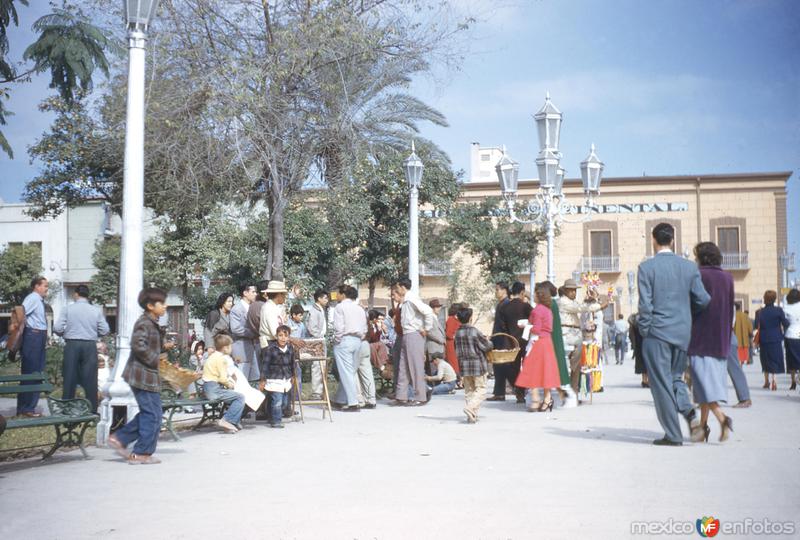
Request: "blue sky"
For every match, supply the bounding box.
[1,0,798,281]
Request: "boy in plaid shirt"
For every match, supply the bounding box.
[454,307,493,423]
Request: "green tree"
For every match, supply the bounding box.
[0,1,117,158]
[89,236,181,306]
[150,0,471,281]
[0,243,42,304]
[442,198,545,285]
[346,146,462,305]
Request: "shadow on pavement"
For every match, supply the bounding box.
[0,451,88,474]
[414,414,472,424]
[544,425,662,445]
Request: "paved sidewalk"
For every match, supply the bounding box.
[1,362,798,540]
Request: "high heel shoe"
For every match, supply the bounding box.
[719,416,734,442]
[762,382,770,389]
[538,399,554,412]
[771,381,777,391]
[691,423,710,443]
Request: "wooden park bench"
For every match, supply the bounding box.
[0,372,99,459]
[159,380,226,441]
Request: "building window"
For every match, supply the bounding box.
[717,226,740,253]
[582,220,619,272]
[590,230,612,257]
[710,217,748,270]
[481,153,491,161]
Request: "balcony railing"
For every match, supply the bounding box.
[580,255,620,273]
[420,260,452,276]
[721,252,749,270]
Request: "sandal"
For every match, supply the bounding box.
[128,453,161,465]
[527,402,541,412]
[107,435,130,458]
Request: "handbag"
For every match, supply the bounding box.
[6,306,26,361]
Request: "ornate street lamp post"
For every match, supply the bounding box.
[496,93,604,284]
[404,141,424,294]
[98,0,160,446]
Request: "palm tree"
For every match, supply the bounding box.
[316,51,450,187]
[0,3,117,158]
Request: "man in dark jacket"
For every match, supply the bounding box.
[491,282,532,403]
[487,282,512,401]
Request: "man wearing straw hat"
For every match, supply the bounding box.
[259,280,289,351]
[557,278,608,398]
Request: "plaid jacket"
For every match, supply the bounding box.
[260,342,295,381]
[123,314,163,392]
[454,325,493,377]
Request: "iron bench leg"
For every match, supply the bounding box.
[164,407,182,441]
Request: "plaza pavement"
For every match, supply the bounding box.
[1,360,798,540]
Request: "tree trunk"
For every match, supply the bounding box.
[368,277,376,308]
[181,279,190,347]
[266,193,285,281]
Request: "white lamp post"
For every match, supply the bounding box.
[97,0,159,446]
[404,141,424,294]
[496,93,604,284]
[627,270,636,316]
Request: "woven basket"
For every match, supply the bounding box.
[159,357,200,391]
[487,333,520,364]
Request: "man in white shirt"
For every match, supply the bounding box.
[613,313,630,365]
[425,353,457,395]
[332,286,367,411]
[259,281,288,350]
[558,279,609,394]
[18,276,49,416]
[392,278,435,406]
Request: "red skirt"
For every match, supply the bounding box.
[516,336,561,389]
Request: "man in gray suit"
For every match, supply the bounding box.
[638,223,710,446]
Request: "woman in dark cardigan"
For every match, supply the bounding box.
[755,290,789,391]
[687,242,735,443]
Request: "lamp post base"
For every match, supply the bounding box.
[96,352,138,446]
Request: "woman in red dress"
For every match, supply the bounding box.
[445,303,462,377]
[516,283,560,412]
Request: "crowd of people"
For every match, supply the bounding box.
[7,221,800,462]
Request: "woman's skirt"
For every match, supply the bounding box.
[516,336,561,389]
[689,355,728,404]
[759,341,785,374]
[785,338,800,371]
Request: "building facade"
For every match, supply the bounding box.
[0,201,185,338]
[360,166,793,327]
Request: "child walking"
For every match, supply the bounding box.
[454,307,493,423]
[259,325,295,428]
[108,288,170,464]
